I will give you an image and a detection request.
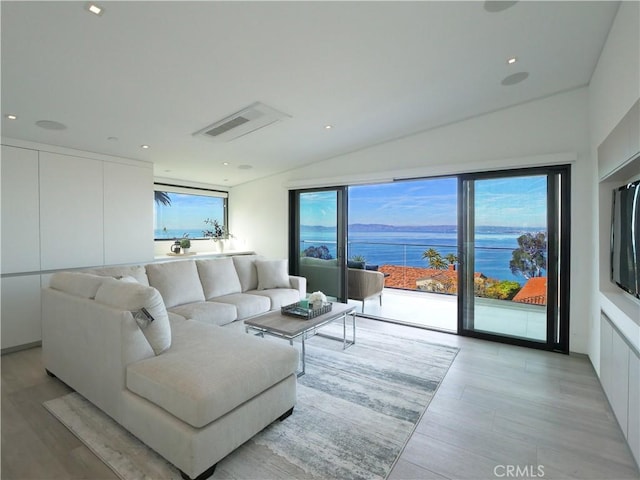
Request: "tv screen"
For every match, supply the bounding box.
[611,180,640,299]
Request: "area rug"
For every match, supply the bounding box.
[43,324,458,480]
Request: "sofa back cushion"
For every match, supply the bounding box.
[196,258,242,299]
[49,272,107,299]
[145,260,205,308]
[232,255,261,292]
[94,278,171,355]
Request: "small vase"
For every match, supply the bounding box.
[182,248,190,254]
[216,240,225,253]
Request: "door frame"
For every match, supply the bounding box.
[289,187,348,302]
[457,165,571,353]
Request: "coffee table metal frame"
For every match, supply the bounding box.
[244,303,356,376]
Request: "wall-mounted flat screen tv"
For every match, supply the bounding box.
[611,179,640,299]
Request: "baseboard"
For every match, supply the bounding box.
[1,340,42,355]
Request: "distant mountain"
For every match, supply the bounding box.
[301,223,545,234]
[348,224,457,232]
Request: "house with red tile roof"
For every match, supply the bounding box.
[379,264,486,294]
[512,277,547,305]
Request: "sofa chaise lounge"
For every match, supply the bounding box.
[42,255,305,479]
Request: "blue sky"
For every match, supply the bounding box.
[154,193,224,232]
[300,176,547,227]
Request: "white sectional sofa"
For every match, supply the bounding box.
[87,255,306,328]
[42,255,305,480]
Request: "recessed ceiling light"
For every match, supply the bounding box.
[507,57,517,65]
[107,136,118,141]
[6,114,18,120]
[141,144,150,149]
[324,125,333,130]
[238,164,253,170]
[85,3,104,16]
[223,162,230,166]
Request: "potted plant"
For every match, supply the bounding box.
[348,254,367,269]
[203,219,231,252]
[180,237,191,254]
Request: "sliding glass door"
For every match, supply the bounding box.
[459,167,570,352]
[288,166,570,353]
[289,188,347,301]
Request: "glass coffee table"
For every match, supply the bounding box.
[244,303,356,376]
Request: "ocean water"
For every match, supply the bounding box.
[155,225,545,285]
[155,228,213,239]
[301,225,546,285]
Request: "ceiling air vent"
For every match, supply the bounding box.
[194,102,290,142]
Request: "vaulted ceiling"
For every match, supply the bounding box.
[1,1,619,186]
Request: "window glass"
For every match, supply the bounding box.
[154,188,227,240]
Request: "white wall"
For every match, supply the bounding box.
[588,1,640,372]
[231,87,593,353]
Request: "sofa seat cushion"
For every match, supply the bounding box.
[168,301,237,326]
[126,321,299,429]
[145,260,205,308]
[213,293,270,319]
[167,311,187,326]
[248,289,301,309]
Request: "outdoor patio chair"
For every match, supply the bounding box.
[348,268,384,312]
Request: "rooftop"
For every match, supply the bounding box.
[512,277,548,305]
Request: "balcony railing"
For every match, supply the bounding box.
[300,238,546,305]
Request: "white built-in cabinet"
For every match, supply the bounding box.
[39,152,105,270]
[627,352,640,465]
[104,162,154,265]
[600,314,640,465]
[1,145,42,350]
[629,353,640,464]
[0,142,154,351]
[1,145,40,273]
[1,275,42,350]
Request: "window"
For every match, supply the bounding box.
[154,184,228,240]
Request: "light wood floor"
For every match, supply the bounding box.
[2,319,639,480]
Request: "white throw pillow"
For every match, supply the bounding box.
[256,259,290,290]
[49,272,107,299]
[117,275,139,283]
[232,255,261,292]
[196,258,242,299]
[95,278,171,355]
[85,265,150,286]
